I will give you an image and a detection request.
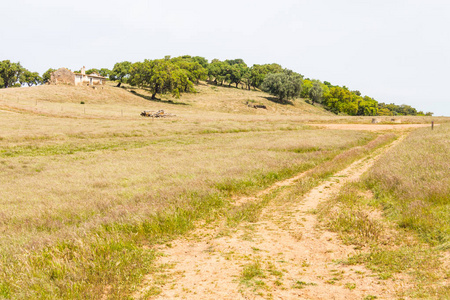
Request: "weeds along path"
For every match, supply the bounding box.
[135,135,407,300]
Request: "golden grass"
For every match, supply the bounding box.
[364,124,450,248]
[0,82,447,298]
[317,126,450,298]
[2,82,448,123]
[319,181,449,298]
[0,81,332,119]
[0,83,385,298]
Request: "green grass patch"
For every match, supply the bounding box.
[291,146,321,153]
[364,125,450,247]
[345,246,442,283]
[241,260,265,282]
[318,183,383,247]
[292,280,317,289]
[0,140,154,157]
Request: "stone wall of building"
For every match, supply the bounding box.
[50,68,75,85]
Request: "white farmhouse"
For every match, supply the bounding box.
[50,66,106,86]
[74,66,106,86]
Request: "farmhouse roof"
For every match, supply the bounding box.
[75,73,106,79]
[89,74,106,79]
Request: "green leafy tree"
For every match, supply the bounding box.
[171,57,207,84]
[42,68,56,84]
[300,79,312,98]
[129,59,193,99]
[207,60,227,85]
[377,102,420,116]
[19,70,42,87]
[110,61,132,87]
[249,65,267,89]
[309,80,324,105]
[323,86,356,115]
[241,67,252,90]
[225,58,245,66]
[191,56,209,68]
[265,63,283,74]
[99,68,111,77]
[0,60,24,88]
[206,58,249,88]
[249,63,283,90]
[261,69,303,102]
[85,68,100,75]
[322,86,380,116]
[357,96,378,116]
[398,104,417,115]
[225,63,248,88]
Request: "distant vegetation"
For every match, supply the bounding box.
[1,57,433,116]
[0,60,42,88]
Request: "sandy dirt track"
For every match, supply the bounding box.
[135,137,408,299]
[309,123,433,131]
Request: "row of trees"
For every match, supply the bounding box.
[109,56,425,116]
[0,60,44,88]
[109,56,208,99]
[297,79,433,116]
[378,102,432,116]
[1,58,431,116]
[206,59,284,90]
[109,57,304,102]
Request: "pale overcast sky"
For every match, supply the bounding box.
[1,0,449,115]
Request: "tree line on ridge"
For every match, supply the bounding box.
[0,57,432,116]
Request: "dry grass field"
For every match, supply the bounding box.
[0,83,449,299]
[318,124,450,298]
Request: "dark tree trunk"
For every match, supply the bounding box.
[116,82,121,87]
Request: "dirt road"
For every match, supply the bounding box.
[136,137,407,299]
[309,123,432,131]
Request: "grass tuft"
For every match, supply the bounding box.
[292,280,317,289]
[241,260,265,282]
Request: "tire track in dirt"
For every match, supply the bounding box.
[135,136,408,300]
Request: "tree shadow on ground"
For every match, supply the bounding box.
[124,87,190,106]
[262,96,294,106]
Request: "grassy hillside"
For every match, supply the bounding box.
[1,82,447,125]
[0,90,382,298]
[0,83,449,298]
[0,81,332,117]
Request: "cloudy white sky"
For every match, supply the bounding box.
[1,0,449,115]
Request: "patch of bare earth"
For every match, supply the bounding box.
[135,138,409,299]
[309,123,433,131]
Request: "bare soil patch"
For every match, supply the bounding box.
[136,137,408,299]
[309,123,433,131]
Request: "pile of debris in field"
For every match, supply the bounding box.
[140,110,176,118]
[246,101,267,109]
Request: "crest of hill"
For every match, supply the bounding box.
[0,82,333,116]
